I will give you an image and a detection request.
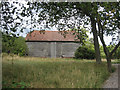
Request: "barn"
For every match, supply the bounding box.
[25,30,80,58]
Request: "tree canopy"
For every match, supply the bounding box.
[2,32,28,56]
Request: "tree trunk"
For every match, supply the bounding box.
[90,17,102,64]
[103,41,120,73]
[99,34,112,72]
[106,55,112,73]
[101,44,112,73]
[100,38,112,72]
[97,20,112,72]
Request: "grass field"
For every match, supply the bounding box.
[2,54,116,88]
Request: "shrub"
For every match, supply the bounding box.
[75,45,95,59]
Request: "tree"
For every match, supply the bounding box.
[2,32,28,56]
[97,2,120,72]
[14,37,28,56]
[2,32,16,53]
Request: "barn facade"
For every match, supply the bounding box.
[25,30,80,58]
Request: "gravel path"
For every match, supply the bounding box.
[102,64,119,89]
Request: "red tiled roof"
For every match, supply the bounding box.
[25,30,79,41]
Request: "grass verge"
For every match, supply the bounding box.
[2,55,113,88]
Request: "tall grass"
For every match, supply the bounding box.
[2,54,112,88]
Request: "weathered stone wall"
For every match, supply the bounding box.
[26,41,80,58]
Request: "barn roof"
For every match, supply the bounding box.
[25,30,79,42]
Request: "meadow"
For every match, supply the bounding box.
[2,54,117,88]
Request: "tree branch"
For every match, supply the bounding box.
[98,19,120,57]
[110,41,120,56]
[97,19,110,56]
[98,20,106,47]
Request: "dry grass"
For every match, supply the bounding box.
[2,54,112,88]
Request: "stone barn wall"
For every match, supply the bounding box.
[26,41,80,58]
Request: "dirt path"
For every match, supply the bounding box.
[102,64,119,88]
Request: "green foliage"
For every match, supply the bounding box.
[98,2,119,37]
[75,46,95,59]
[2,33,28,56]
[75,39,95,59]
[112,59,120,64]
[100,46,106,59]
[2,81,29,88]
[14,37,28,56]
[2,33,16,53]
[107,45,120,59]
[70,27,88,45]
[100,45,120,59]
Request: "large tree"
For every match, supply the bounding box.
[97,2,120,72]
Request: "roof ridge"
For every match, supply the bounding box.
[33,30,72,32]
[25,30,79,41]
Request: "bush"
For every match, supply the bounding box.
[75,45,95,59]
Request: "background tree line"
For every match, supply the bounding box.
[2,31,28,56]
